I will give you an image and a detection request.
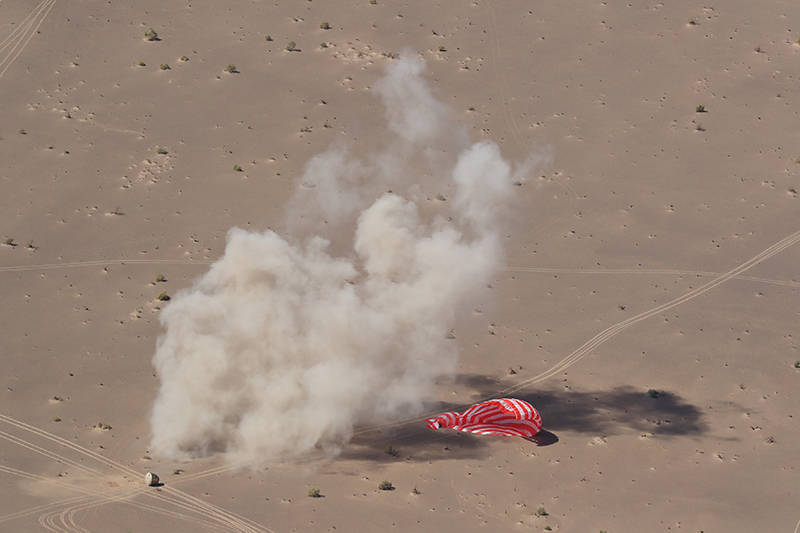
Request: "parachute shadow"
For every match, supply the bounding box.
[455,374,710,437]
[344,419,491,462]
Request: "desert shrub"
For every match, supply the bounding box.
[696,104,706,113]
[233,164,243,172]
[794,360,800,368]
[378,480,394,491]
[155,274,166,283]
[179,55,189,62]
[144,28,159,41]
[157,291,171,302]
[320,22,331,30]
[535,506,548,516]
[647,389,660,398]
[156,147,168,155]
[137,61,146,67]
[225,64,238,73]
[160,63,170,70]
[286,41,297,51]
[265,34,273,42]
[308,487,321,498]
[385,445,399,457]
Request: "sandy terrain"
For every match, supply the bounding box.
[2,1,799,532]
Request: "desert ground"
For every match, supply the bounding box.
[2,1,800,532]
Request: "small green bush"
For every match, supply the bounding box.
[794,360,800,368]
[307,487,321,498]
[438,45,447,52]
[155,274,166,283]
[535,506,548,517]
[647,389,660,398]
[179,55,189,62]
[370,0,377,4]
[157,291,171,302]
[320,22,331,30]
[286,41,297,51]
[265,34,273,42]
[137,61,146,67]
[160,63,170,70]
[544,527,552,531]
[320,42,328,49]
[225,64,238,73]
[233,164,243,172]
[156,147,168,155]
[4,237,16,246]
[144,28,159,41]
[695,104,706,113]
[378,480,394,491]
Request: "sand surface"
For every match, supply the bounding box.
[2,1,799,532]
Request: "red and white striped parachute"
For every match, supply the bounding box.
[425,398,542,437]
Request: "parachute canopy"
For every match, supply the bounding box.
[425,398,542,437]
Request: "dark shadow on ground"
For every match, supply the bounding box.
[342,374,708,462]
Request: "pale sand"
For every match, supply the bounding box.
[1,0,799,531]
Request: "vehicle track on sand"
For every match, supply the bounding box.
[505,266,800,289]
[0,0,56,80]
[0,415,272,532]
[351,228,800,435]
[0,465,229,532]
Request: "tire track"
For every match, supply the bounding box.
[0,0,56,80]
[499,228,800,395]
[351,228,800,435]
[505,266,800,289]
[0,415,271,532]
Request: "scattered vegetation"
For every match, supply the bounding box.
[535,506,548,517]
[385,445,399,457]
[378,480,394,491]
[319,22,331,30]
[695,104,706,113]
[160,63,171,70]
[144,28,159,42]
[4,237,16,247]
[225,64,238,74]
[155,274,167,283]
[157,291,171,302]
[544,527,552,531]
[156,147,168,155]
[179,55,189,62]
[95,422,112,430]
[233,164,243,172]
[137,61,146,67]
[647,389,660,399]
[286,41,297,51]
[307,487,322,498]
[265,34,273,42]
